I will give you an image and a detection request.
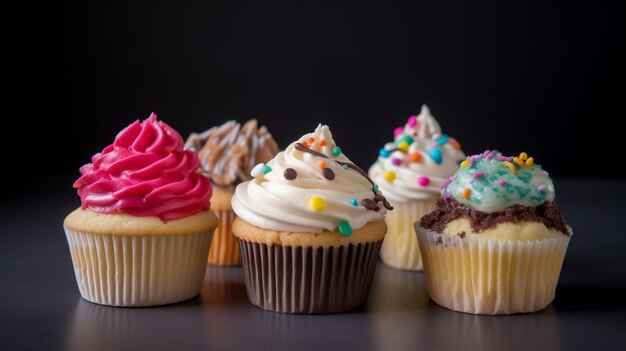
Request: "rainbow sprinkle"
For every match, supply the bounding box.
[418,177,430,186]
[462,187,471,199]
[497,179,507,186]
[379,148,390,158]
[473,171,485,179]
[502,161,517,174]
[384,171,396,182]
[262,164,272,175]
[338,221,352,236]
[310,196,326,212]
[537,184,547,191]
[332,146,342,157]
[429,148,443,164]
[350,198,358,207]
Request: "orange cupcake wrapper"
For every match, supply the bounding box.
[207,209,241,266]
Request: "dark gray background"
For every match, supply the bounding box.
[1,176,626,350]
[27,0,625,185]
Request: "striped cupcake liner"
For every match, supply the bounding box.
[415,224,571,315]
[380,199,437,271]
[237,239,384,314]
[64,227,213,307]
[207,209,240,266]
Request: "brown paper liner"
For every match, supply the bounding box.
[237,239,384,314]
[207,209,240,266]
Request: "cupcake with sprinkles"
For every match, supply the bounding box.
[416,150,572,315]
[231,124,392,314]
[368,105,465,271]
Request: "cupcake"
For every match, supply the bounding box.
[369,105,464,271]
[185,120,278,266]
[63,113,218,307]
[231,124,392,314]
[416,150,572,314]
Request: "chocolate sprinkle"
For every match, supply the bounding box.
[283,168,297,180]
[420,198,570,235]
[362,198,378,211]
[322,168,335,180]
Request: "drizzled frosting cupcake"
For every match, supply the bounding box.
[232,124,391,314]
[64,113,218,307]
[417,150,572,315]
[369,105,464,270]
[185,120,279,266]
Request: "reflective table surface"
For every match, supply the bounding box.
[2,177,625,351]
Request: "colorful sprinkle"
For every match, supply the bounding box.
[322,168,335,180]
[409,152,422,163]
[525,157,534,167]
[498,155,511,162]
[497,179,507,186]
[310,196,326,212]
[391,157,402,166]
[332,146,342,157]
[350,198,358,207]
[318,139,327,147]
[300,141,310,148]
[338,221,352,236]
[372,184,379,192]
[542,170,549,176]
[418,177,430,186]
[519,152,528,161]
[513,157,524,167]
[342,164,349,170]
[262,164,272,175]
[397,135,415,145]
[318,160,326,170]
[502,161,517,174]
[379,148,391,158]
[407,116,417,128]
[444,193,452,200]
[436,134,449,145]
[398,141,410,152]
[307,137,315,144]
[485,151,495,161]
[251,163,265,178]
[429,148,443,164]
[384,171,396,182]
[393,127,404,138]
[473,171,485,179]
[537,184,547,191]
[283,168,297,180]
[441,177,453,189]
[449,137,461,150]
[462,187,471,199]
[468,155,478,167]
[460,160,469,168]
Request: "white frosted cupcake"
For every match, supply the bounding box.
[369,105,464,270]
[417,150,572,315]
[231,124,391,314]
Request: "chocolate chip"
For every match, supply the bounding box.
[361,198,378,210]
[322,168,335,180]
[283,168,297,180]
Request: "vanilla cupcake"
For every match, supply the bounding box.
[185,120,278,266]
[64,113,218,307]
[231,124,392,314]
[416,150,572,315]
[369,105,464,271]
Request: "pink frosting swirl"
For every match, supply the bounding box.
[74,113,212,221]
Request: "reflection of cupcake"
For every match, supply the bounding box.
[185,120,278,266]
[232,124,392,314]
[417,150,571,314]
[64,113,217,307]
[369,105,464,271]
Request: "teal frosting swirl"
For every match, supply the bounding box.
[442,150,555,212]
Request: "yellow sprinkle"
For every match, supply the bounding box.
[525,157,534,167]
[462,188,471,199]
[460,160,469,168]
[398,141,410,152]
[503,161,517,174]
[309,196,326,212]
[519,152,528,161]
[513,157,524,167]
[384,170,396,182]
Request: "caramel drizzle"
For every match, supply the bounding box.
[294,142,393,211]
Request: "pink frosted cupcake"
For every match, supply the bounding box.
[63,113,218,307]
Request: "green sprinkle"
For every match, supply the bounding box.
[262,165,272,175]
[338,221,352,236]
[342,164,349,170]
[332,146,342,157]
[372,184,379,193]
[395,135,414,146]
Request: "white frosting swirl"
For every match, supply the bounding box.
[232,125,387,233]
[369,105,465,203]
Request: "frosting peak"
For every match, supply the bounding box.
[184,119,278,187]
[369,106,465,202]
[74,113,212,221]
[232,124,390,235]
[441,150,555,212]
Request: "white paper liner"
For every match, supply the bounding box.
[380,199,437,271]
[415,224,571,315]
[237,239,384,314]
[64,227,213,307]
